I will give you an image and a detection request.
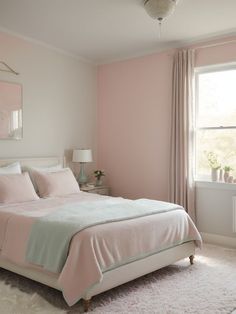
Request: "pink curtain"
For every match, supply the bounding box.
[169,49,196,221]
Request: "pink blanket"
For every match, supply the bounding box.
[0,193,202,306]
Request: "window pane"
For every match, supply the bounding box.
[196,129,236,179]
[198,69,236,127]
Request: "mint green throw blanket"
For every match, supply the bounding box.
[26,198,182,273]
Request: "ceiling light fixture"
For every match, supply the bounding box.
[144,0,178,37]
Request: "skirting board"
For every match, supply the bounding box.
[201,232,236,249]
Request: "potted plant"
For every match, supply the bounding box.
[206,152,221,182]
[223,166,233,182]
[94,170,105,186]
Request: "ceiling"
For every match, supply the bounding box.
[0,0,236,64]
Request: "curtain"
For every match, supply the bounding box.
[169,49,196,221]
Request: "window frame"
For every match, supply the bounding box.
[194,62,236,181]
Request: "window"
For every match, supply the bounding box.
[195,63,236,181]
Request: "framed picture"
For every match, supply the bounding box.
[0,80,22,140]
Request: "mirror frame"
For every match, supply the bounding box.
[0,80,23,140]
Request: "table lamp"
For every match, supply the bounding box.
[72,149,93,185]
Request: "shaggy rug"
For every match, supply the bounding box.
[0,244,235,314]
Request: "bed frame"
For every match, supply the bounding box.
[0,157,195,312]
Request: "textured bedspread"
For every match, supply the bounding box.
[0,193,202,306]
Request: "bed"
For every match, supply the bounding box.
[0,157,202,312]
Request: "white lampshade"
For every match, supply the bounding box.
[72,149,93,163]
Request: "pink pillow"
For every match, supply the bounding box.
[33,168,80,198]
[0,172,39,204]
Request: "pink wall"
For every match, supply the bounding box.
[98,52,173,200]
[194,37,236,67]
[98,37,236,201]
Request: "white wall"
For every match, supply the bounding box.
[196,182,236,247]
[0,31,97,173]
[196,183,236,237]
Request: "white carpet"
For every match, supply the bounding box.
[0,244,235,314]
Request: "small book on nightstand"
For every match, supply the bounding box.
[80,184,95,191]
[80,184,109,196]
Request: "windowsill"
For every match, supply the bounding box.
[196,180,236,191]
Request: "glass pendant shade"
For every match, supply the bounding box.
[144,0,176,20]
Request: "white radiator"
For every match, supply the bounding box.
[233,197,236,233]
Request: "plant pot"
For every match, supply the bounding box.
[211,168,219,182]
[95,178,102,186]
[219,169,223,182]
[228,176,234,183]
[224,171,230,183]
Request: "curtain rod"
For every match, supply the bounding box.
[194,39,236,51]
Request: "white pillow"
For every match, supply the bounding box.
[0,162,21,175]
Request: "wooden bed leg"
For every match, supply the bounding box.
[189,255,194,265]
[83,298,91,312]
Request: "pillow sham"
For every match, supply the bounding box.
[0,172,39,204]
[32,168,80,198]
[0,162,21,175]
[26,164,63,190]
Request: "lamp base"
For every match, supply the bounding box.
[78,163,88,186]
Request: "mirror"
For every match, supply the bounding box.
[0,81,22,140]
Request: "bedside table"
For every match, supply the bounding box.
[80,185,110,196]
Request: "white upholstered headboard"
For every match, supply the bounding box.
[0,157,65,169]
